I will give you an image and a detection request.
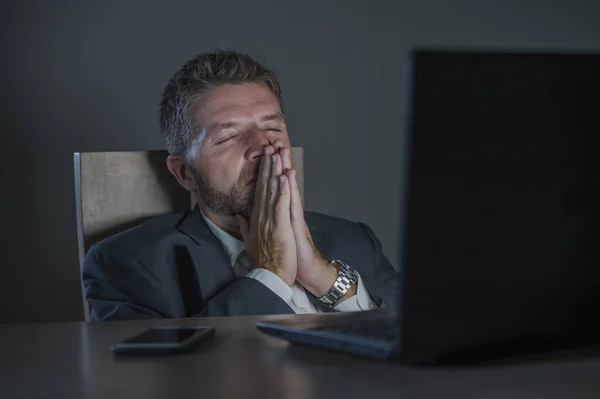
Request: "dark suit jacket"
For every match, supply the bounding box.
[83,207,399,321]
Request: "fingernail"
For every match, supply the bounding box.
[272,154,277,167]
[280,175,286,185]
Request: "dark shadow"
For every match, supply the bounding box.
[419,342,600,369]
[174,245,203,316]
[284,338,600,370]
[111,336,220,361]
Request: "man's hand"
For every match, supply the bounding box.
[279,147,356,299]
[237,145,297,286]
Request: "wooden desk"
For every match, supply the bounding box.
[1,315,599,398]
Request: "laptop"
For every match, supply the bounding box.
[256,49,600,364]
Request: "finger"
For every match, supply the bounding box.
[287,169,312,247]
[272,152,283,178]
[275,174,291,226]
[267,153,282,219]
[272,140,284,154]
[287,169,304,225]
[236,215,250,242]
[281,147,292,172]
[255,146,273,214]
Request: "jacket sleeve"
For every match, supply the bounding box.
[82,241,294,321]
[83,242,171,321]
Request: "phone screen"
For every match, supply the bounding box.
[123,327,205,344]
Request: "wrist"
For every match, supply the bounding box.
[272,270,296,286]
[298,258,338,297]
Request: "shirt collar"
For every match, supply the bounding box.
[199,210,246,266]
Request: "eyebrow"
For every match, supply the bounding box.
[260,113,284,123]
[207,121,239,133]
[207,113,285,134]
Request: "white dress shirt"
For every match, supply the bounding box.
[201,212,377,314]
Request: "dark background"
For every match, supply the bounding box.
[1,0,599,324]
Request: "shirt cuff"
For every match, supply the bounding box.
[335,273,378,312]
[246,268,294,305]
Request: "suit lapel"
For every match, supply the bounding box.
[176,206,235,283]
[176,205,215,244]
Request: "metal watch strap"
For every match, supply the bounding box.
[316,260,359,307]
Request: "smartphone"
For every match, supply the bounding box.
[111,326,215,354]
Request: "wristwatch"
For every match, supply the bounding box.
[316,260,359,307]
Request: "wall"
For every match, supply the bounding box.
[1,0,599,323]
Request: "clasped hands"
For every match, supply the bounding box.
[236,142,344,298]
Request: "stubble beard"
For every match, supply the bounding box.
[193,165,258,220]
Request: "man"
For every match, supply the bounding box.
[83,50,398,321]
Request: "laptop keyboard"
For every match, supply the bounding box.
[316,318,398,343]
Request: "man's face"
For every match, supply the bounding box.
[188,82,290,218]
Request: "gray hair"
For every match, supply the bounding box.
[159,50,284,160]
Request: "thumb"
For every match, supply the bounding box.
[236,215,250,242]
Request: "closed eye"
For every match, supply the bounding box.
[215,135,238,145]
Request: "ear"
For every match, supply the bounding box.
[166,154,198,192]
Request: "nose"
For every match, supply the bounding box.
[245,130,272,161]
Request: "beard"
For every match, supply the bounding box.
[193,163,259,219]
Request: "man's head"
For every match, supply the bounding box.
[160,50,290,219]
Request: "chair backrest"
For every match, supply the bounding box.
[74,148,304,320]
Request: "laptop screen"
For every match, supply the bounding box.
[399,50,600,359]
